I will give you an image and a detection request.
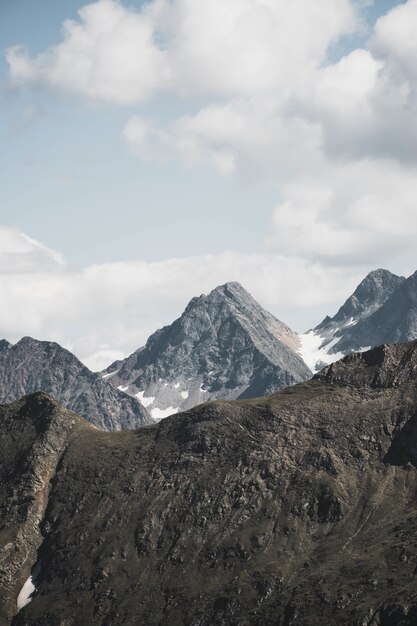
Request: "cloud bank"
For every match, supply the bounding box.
[7,1,417,268]
[0,227,365,370]
[4,1,417,367]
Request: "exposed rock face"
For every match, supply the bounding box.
[0,337,152,430]
[3,343,417,624]
[319,268,405,329]
[299,269,406,372]
[335,270,417,353]
[0,394,85,624]
[103,281,311,419]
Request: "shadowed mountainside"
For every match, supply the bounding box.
[0,337,152,430]
[3,342,417,624]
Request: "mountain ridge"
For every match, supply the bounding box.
[0,336,152,430]
[298,268,409,372]
[4,342,417,624]
[103,281,311,418]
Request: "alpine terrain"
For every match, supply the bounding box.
[0,337,152,430]
[102,281,311,419]
[3,342,417,624]
[299,268,409,372]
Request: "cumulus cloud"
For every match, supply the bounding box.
[121,0,417,265]
[6,0,169,104]
[6,1,417,285]
[0,227,367,370]
[6,0,359,102]
[267,159,417,263]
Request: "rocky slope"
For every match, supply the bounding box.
[0,337,152,430]
[299,269,406,372]
[3,342,417,624]
[103,281,311,419]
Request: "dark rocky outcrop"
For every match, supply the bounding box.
[0,337,152,430]
[3,342,417,623]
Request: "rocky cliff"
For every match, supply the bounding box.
[3,342,417,623]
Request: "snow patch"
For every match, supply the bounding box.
[151,406,179,420]
[136,390,155,408]
[345,317,358,327]
[180,390,189,399]
[199,383,208,393]
[17,562,41,611]
[298,330,345,373]
[358,346,372,352]
[102,368,120,380]
[117,385,129,392]
[174,382,180,389]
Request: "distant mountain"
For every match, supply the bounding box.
[299,269,406,372]
[103,281,311,418]
[0,337,152,430]
[5,342,417,624]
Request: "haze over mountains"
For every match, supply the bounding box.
[4,342,417,624]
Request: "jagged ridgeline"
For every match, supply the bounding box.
[3,342,417,624]
[299,268,417,372]
[102,281,311,419]
[0,337,152,430]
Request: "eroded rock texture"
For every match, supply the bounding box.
[3,342,417,624]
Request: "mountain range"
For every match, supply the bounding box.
[0,337,152,430]
[3,341,417,624]
[2,269,417,424]
[298,268,417,372]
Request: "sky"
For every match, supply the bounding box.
[1,0,416,370]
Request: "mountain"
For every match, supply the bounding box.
[4,342,417,624]
[0,337,152,430]
[335,270,417,354]
[102,281,311,419]
[299,268,406,372]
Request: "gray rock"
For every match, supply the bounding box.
[0,337,152,430]
[299,269,407,372]
[103,281,311,419]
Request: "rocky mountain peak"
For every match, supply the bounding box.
[0,339,11,352]
[103,282,310,419]
[319,268,405,328]
[299,269,408,373]
[183,281,261,317]
[0,337,152,430]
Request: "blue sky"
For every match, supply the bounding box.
[0,0,404,265]
[0,0,278,265]
[1,0,416,368]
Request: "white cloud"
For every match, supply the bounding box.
[121,1,417,266]
[6,0,417,285]
[267,158,417,264]
[6,0,359,102]
[0,227,66,274]
[6,0,169,104]
[0,227,367,369]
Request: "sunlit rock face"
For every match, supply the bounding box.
[103,281,311,419]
